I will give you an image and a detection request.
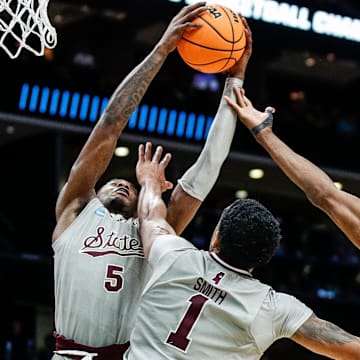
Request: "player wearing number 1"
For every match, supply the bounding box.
[51,3,253,360]
[127,144,360,359]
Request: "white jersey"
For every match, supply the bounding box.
[53,198,150,348]
[125,235,313,359]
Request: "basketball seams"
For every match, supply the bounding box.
[217,5,236,72]
[179,37,245,52]
[194,15,236,44]
[180,7,245,48]
[219,6,245,45]
[186,57,238,67]
[219,5,236,43]
[221,7,245,43]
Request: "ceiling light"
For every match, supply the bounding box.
[305,57,316,67]
[334,182,343,190]
[235,190,248,199]
[6,125,15,134]
[54,14,63,24]
[248,168,264,179]
[114,146,129,157]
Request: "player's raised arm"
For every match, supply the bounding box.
[166,16,253,235]
[136,142,175,258]
[53,2,208,241]
[225,88,360,249]
[291,313,360,359]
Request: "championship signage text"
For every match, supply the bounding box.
[168,0,360,43]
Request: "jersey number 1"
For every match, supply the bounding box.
[166,294,208,352]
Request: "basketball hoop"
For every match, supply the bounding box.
[0,0,57,59]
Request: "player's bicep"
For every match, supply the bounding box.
[60,124,120,208]
[140,218,176,258]
[324,191,360,249]
[167,184,202,235]
[291,313,360,359]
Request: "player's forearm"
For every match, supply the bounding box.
[137,143,176,254]
[257,129,337,207]
[178,77,242,201]
[206,77,243,155]
[138,179,169,257]
[138,179,167,222]
[99,44,169,131]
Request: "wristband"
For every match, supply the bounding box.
[250,109,273,138]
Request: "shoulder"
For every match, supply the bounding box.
[53,197,100,241]
[66,196,101,218]
[269,290,313,338]
[148,234,197,267]
[250,289,312,352]
[265,290,310,313]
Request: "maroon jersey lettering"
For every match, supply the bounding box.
[104,264,124,292]
[166,294,208,352]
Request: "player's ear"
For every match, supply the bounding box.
[214,231,221,249]
[210,228,221,252]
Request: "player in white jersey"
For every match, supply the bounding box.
[224,87,360,249]
[124,144,360,359]
[51,4,254,360]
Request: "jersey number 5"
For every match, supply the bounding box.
[166,294,208,352]
[104,264,124,292]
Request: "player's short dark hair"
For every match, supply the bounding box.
[219,199,281,270]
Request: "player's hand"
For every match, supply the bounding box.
[136,142,173,193]
[224,87,275,131]
[227,17,252,80]
[157,2,208,54]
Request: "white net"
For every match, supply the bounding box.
[0,0,57,59]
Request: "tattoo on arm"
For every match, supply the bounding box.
[298,315,357,345]
[103,48,168,126]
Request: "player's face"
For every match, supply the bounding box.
[97,178,139,217]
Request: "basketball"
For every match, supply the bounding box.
[177,4,246,74]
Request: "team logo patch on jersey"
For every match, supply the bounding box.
[95,207,106,217]
[212,272,225,285]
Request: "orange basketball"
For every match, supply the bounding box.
[177,4,246,74]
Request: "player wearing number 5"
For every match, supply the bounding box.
[127,143,360,359]
[51,3,253,360]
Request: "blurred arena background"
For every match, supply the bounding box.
[0,0,360,358]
